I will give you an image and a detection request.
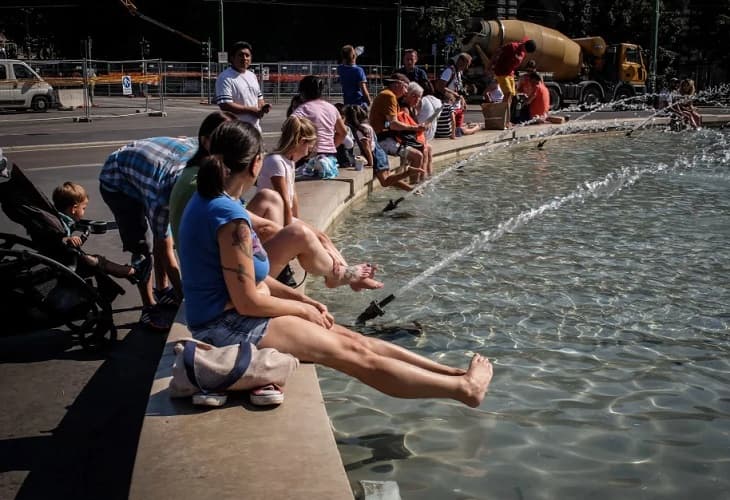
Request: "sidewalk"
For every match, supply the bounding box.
[129,112,730,500]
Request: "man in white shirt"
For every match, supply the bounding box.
[215,41,270,131]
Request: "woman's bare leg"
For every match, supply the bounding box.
[247,189,285,228]
[330,324,465,375]
[260,316,493,407]
[264,223,382,290]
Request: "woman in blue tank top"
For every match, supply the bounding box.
[176,121,495,408]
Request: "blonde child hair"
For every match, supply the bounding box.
[52,181,88,213]
[275,115,317,156]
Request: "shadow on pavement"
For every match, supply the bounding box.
[0,321,169,500]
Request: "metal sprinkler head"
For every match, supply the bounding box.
[383,197,405,213]
[356,294,396,324]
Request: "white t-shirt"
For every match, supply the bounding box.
[486,86,504,103]
[417,95,443,141]
[215,67,263,130]
[439,66,464,110]
[257,153,295,206]
[354,122,376,154]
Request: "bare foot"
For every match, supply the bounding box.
[325,262,383,290]
[459,354,493,408]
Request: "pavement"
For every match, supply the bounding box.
[1,98,727,500]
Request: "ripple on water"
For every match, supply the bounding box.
[310,129,730,499]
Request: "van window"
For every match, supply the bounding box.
[13,63,34,79]
[0,65,6,80]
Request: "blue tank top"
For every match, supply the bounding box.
[178,192,270,327]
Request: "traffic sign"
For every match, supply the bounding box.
[122,75,132,96]
[218,52,228,64]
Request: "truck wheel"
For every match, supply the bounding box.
[614,87,635,103]
[581,87,602,109]
[31,96,50,112]
[548,87,561,111]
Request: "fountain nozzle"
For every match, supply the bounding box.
[383,197,405,213]
[356,294,396,324]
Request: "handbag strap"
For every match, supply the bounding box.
[182,341,253,394]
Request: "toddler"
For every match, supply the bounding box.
[52,181,149,283]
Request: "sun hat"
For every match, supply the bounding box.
[383,73,410,85]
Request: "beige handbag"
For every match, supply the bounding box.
[169,338,299,399]
[481,102,509,130]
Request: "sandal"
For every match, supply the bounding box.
[139,304,171,331]
[131,254,152,285]
[154,286,181,308]
[250,384,284,406]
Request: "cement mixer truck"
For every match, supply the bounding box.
[462,19,648,109]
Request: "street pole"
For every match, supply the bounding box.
[651,0,659,92]
[395,0,402,68]
[219,0,225,52]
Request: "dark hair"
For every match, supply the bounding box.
[342,104,368,136]
[524,40,537,53]
[298,75,324,101]
[196,121,263,199]
[228,41,253,62]
[286,94,303,116]
[528,71,543,83]
[186,111,237,168]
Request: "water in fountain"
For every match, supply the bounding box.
[310,128,730,500]
[387,95,657,211]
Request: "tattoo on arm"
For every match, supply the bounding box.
[222,264,252,283]
[231,220,253,259]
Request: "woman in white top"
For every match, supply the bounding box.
[252,115,382,291]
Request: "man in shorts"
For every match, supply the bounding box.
[487,38,537,125]
[99,136,196,330]
[368,73,426,191]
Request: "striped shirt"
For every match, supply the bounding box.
[435,103,454,138]
[99,136,197,239]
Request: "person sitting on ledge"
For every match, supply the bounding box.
[176,120,494,407]
[369,73,427,191]
[170,111,382,291]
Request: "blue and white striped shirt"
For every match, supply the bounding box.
[99,136,197,239]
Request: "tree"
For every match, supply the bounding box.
[410,0,481,62]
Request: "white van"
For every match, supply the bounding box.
[0,59,55,112]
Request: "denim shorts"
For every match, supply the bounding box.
[190,309,270,347]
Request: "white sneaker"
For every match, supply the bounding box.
[250,384,284,406]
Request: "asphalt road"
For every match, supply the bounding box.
[0,96,725,499]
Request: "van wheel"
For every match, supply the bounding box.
[31,96,50,112]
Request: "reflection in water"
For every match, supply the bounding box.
[311,128,730,499]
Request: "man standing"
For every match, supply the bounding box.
[487,38,537,125]
[397,49,433,95]
[215,41,270,131]
[369,73,426,191]
[99,137,197,330]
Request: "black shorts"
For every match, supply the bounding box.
[99,186,151,256]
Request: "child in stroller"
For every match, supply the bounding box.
[52,181,151,284]
[0,164,132,349]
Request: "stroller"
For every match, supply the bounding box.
[0,163,125,350]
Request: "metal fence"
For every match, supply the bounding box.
[24,58,399,105]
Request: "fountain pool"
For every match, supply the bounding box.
[308,128,730,500]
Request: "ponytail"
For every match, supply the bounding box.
[196,121,263,199]
[196,155,229,198]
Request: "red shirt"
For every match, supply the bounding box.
[529,82,550,118]
[493,38,529,77]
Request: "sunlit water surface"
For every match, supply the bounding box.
[308,128,730,500]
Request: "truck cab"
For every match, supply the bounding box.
[0,59,55,112]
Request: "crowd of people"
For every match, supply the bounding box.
[53,40,495,408]
[45,37,707,409]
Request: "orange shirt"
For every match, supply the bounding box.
[529,82,550,118]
